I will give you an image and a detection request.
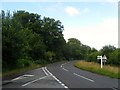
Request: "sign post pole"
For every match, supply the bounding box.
[100,56,103,68]
[97,56,103,68]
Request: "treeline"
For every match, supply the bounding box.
[2,10,119,71]
[64,38,120,66]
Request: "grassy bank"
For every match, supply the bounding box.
[74,61,120,78]
[3,64,43,78]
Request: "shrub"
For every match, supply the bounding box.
[17,58,34,68]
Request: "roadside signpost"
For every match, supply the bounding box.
[97,55,107,68]
[102,55,107,65]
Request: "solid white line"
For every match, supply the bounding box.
[45,67,68,89]
[62,68,69,72]
[42,67,49,76]
[22,76,49,87]
[73,73,95,82]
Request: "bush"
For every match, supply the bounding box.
[87,51,101,62]
[17,58,34,68]
[108,49,120,66]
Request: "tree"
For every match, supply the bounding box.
[65,38,83,60]
[41,17,66,60]
[87,51,101,62]
[100,45,116,58]
[108,48,120,65]
[2,10,66,70]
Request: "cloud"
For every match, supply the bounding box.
[63,18,118,50]
[1,0,119,2]
[1,0,46,2]
[83,8,90,13]
[105,0,118,2]
[65,6,79,16]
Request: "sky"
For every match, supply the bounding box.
[1,0,119,50]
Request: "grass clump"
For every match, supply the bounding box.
[74,60,120,78]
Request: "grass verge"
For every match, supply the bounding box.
[74,61,120,79]
[2,64,43,78]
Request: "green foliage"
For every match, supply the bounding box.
[87,51,101,62]
[100,45,116,58]
[2,10,66,71]
[108,49,120,65]
[64,38,92,60]
[46,51,56,62]
[65,38,82,60]
[2,10,119,73]
[17,58,34,68]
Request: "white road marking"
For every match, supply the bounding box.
[11,76,25,81]
[73,73,95,82]
[60,63,67,68]
[22,75,49,87]
[23,74,34,77]
[44,67,68,89]
[42,67,49,76]
[62,68,69,72]
[61,62,69,72]
[11,74,34,81]
[112,87,118,90]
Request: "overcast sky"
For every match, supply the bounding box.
[1,0,118,50]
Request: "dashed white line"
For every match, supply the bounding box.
[44,67,68,89]
[42,67,49,76]
[60,62,69,68]
[73,73,95,82]
[62,68,69,72]
[61,62,69,72]
[22,75,49,87]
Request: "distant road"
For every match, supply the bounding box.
[2,61,119,90]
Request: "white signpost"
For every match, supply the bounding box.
[97,55,107,68]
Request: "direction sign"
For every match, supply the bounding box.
[97,56,102,59]
[97,55,107,68]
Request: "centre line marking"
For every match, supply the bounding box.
[22,75,49,87]
[62,68,69,72]
[42,67,49,76]
[60,62,69,72]
[73,73,95,82]
[45,67,68,89]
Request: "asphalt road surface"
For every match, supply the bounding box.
[2,60,119,90]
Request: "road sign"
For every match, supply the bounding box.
[102,55,107,64]
[97,56,102,59]
[97,55,103,68]
[102,55,107,60]
[97,55,107,68]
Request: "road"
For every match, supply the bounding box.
[2,60,119,90]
